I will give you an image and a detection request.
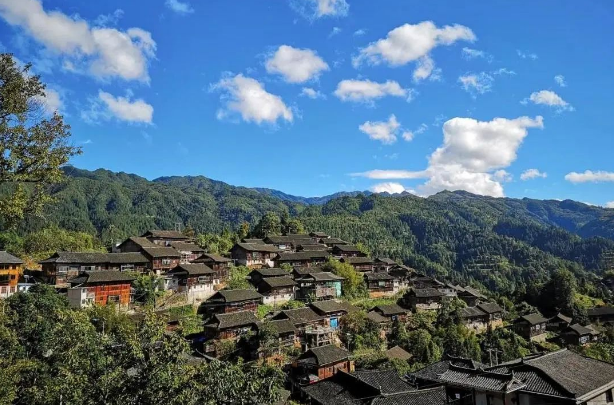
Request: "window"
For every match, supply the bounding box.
[198,276,210,284]
[107,295,120,303]
[162,259,172,265]
[121,264,134,271]
[83,266,96,271]
[606,390,613,403]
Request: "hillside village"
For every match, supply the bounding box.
[3,227,614,404]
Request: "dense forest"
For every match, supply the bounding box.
[2,166,614,293]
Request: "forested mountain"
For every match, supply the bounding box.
[9,167,614,291]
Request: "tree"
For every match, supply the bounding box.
[0,54,81,226]
[339,311,384,351]
[132,274,163,306]
[322,258,367,299]
[252,212,282,238]
[283,218,305,235]
[541,269,577,315]
[226,266,253,290]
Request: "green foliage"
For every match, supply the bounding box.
[257,304,274,319]
[252,212,283,238]
[339,311,385,351]
[0,54,81,228]
[280,300,305,309]
[226,266,253,290]
[323,258,368,299]
[195,229,236,254]
[132,273,163,306]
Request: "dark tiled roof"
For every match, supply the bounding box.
[275,307,322,324]
[276,251,330,261]
[375,258,397,265]
[140,246,181,258]
[413,362,525,393]
[310,232,329,238]
[169,241,204,252]
[0,251,23,264]
[523,349,614,398]
[310,300,356,315]
[120,236,158,248]
[386,346,412,361]
[301,378,364,405]
[309,272,345,282]
[588,307,614,317]
[211,289,263,303]
[293,266,324,276]
[297,244,329,251]
[233,243,280,253]
[266,319,295,335]
[565,323,594,336]
[241,238,264,244]
[69,270,136,285]
[260,276,296,288]
[516,313,548,325]
[168,263,215,276]
[364,272,394,281]
[39,251,149,264]
[207,311,259,329]
[367,311,389,324]
[333,244,362,253]
[411,288,444,298]
[193,253,232,263]
[265,235,312,244]
[461,286,487,299]
[372,386,447,405]
[477,302,503,314]
[142,230,187,239]
[374,304,408,316]
[341,257,374,265]
[300,344,349,366]
[353,369,413,394]
[460,306,487,319]
[252,268,289,277]
[322,237,349,245]
[549,313,572,324]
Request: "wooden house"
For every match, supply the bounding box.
[230,243,280,269]
[331,245,366,258]
[67,271,135,308]
[513,313,548,342]
[559,324,600,346]
[292,266,324,279]
[272,307,331,348]
[256,276,296,305]
[141,230,190,246]
[192,253,232,279]
[374,257,397,272]
[0,251,23,299]
[264,235,313,251]
[164,263,220,302]
[275,251,330,268]
[588,307,614,325]
[477,302,504,329]
[39,252,149,286]
[371,304,409,322]
[310,300,356,329]
[295,271,344,301]
[139,247,181,274]
[265,319,297,348]
[340,257,375,272]
[169,241,205,264]
[363,272,396,298]
[249,267,289,286]
[402,288,446,311]
[547,313,572,332]
[309,231,329,240]
[460,306,490,333]
[114,236,158,253]
[457,286,487,306]
[201,289,263,315]
[293,345,353,385]
[296,244,329,252]
[203,311,260,350]
[320,238,348,247]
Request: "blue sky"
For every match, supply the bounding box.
[1,0,613,206]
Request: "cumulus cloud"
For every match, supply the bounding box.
[290,0,349,19]
[82,90,153,124]
[359,115,402,144]
[300,87,325,99]
[165,0,194,15]
[565,170,614,183]
[401,123,428,142]
[33,88,63,114]
[461,47,492,62]
[522,90,573,112]
[352,21,475,81]
[520,168,547,180]
[554,75,567,87]
[265,45,329,83]
[412,55,441,82]
[334,79,411,102]
[458,72,493,95]
[211,74,293,125]
[370,182,409,194]
[0,0,156,82]
[352,115,544,197]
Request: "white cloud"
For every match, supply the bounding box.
[290,0,349,19]
[265,45,329,83]
[329,27,342,37]
[165,0,194,15]
[354,29,366,36]
[353,21,475,80]
[300,87,325,99]
[334,79,410,102]
[352,115,544,197]
[0,0,156,82]
[211,74,293,125]
[462,47,492,62]
[517,49,538,60]
[554,74,567,87]
[401,123,428,142]
[413,55,442,82]
[93,9,124,27]
[492,68,516,76]
[458,72,493,95]
[82,90,153,124]
[359,115,402,145]
[34,88,62,114]
[370,182,407,194]
[565,170,614,183]
[522,90,574,112]
[605,201,614,209]
[520,168,547,180]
